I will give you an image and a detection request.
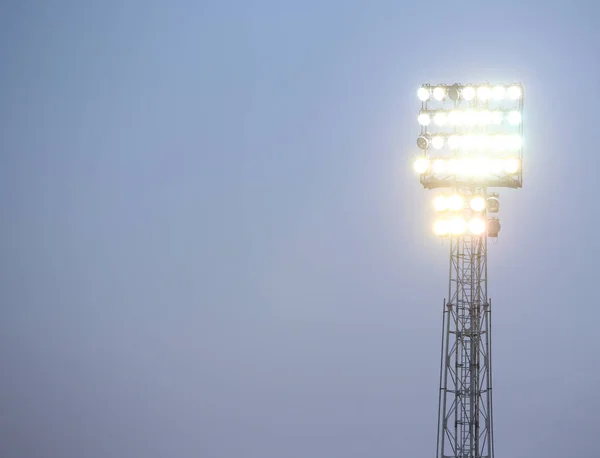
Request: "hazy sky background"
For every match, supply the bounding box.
[1,1,599,457]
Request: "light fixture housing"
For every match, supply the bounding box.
[417,132,431,150]
[488,218,501,237]
[487,195,500,213]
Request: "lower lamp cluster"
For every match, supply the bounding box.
[432,193,501,237]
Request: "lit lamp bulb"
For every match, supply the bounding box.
[432,136,444,150]
[468,218,486,235]
[450,217,467,235]
[508,135,522,150]
[477,86,491,101]
[504,157,520,174]
[433,112,448,126]
[462,86,475,101]
[464,110,478,126]
[413,157,430,174]
[418,113,431,126]
[448,135,461,150]
[433,87,446,101]
[448,110,463,126]
[491,111,503,125]
[433,196,448,212]
[448,194,464,211]
[432,159,446,174]
[492,86,506,100]
[508,85,522,100]
[479,110,492,125]
[470,196,486,212]
[418,87,430,101]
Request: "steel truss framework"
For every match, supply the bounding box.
[436,188,494,458]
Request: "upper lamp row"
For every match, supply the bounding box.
[418,84,523,102]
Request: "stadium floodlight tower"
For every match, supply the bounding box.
[412,83,524,458]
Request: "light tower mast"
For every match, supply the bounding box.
[412,83,524,458]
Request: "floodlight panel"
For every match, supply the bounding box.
[415,82,524,189]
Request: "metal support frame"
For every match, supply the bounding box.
[436,189,494,458]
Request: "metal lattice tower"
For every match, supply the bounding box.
[411,83,523,458]
[436,193,494,458]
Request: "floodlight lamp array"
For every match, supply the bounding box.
[417,133,522,152]
[418,83,523,103]
[414,81,524,189]
[429,192,501,237]
[433,216,487,236]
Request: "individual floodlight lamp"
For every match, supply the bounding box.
[447,195,464,211]
[507,111,522,125]
[448,85,460,101]
[417,132,431,150]
[450,217,467,235]
[504,157,520,174]
[448,135,461,150]
[433,196,448,212]
[477,86,492,101]
[462,86,475,101]
[492,86,506,100]
[487,195,500,213]
[432,136,444,150]
[418,87,430,101]
[468,218,486,235]
[414,157,430,174]
[433,112,448,126]
[470,196,486,212]
[488,218,501,237]
[491,111,503,124]
[508,85,522,100]
[433,87,446,101]
[418,113,431,126]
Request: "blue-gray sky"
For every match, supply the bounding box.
[1,1,598,457]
